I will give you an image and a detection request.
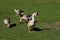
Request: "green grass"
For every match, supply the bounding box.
[0,0,60,40]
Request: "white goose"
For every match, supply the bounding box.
[27,12,38,33]
[19,12,38,24]
[14,8,24,16]
[19,14,31,23]
[3,17,10,27]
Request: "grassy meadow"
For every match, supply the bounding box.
[0,0,60,40]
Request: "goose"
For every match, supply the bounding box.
[3,17,10,27]
[27,12,38,33]
[14,8,24,16]
[19,12,38,24]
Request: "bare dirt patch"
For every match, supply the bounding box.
[40,21,60,30]
[50,21,60,29]
[51,21,60,26]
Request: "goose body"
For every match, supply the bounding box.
[3,17,10,27]
[14,8,24,16]
[27,12,38,33]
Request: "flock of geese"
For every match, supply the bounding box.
[3,8,38,33]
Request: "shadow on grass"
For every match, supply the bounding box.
[9,23,16,28]
[32,27,50,31]
[32,22,50,31]
[19,22,24,24]
[31,21,50,31]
